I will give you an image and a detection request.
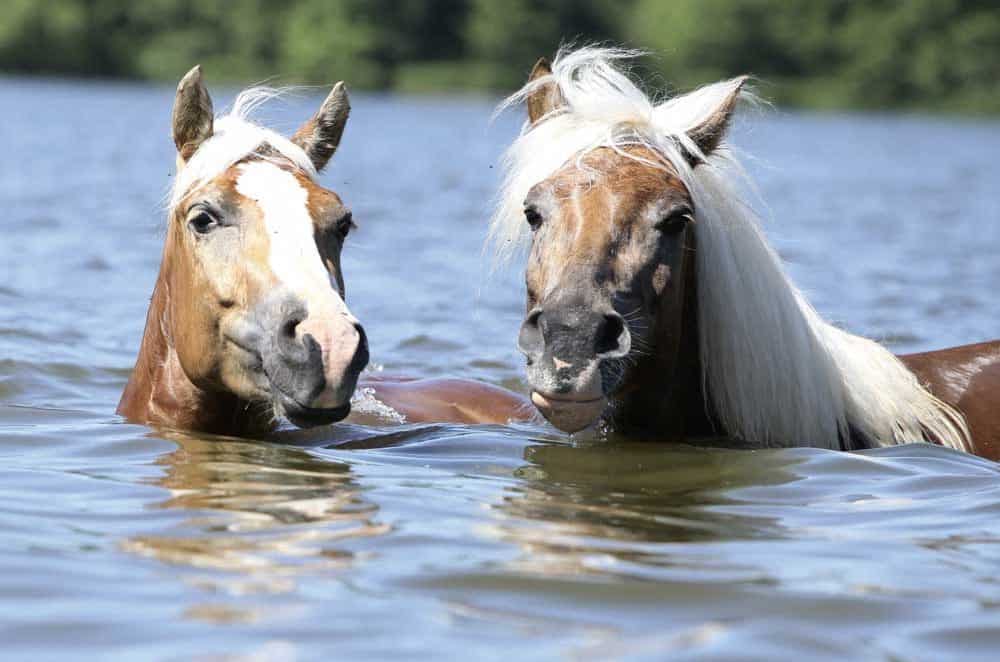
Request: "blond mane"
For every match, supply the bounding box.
[169,87,316,212]
[490,46,971,451]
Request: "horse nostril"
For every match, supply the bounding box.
[595,314,627,356]
[349,323,370,373]
[354,322,368,354]
[518,308,545,360]
[281,316,302,341]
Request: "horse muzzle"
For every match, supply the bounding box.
[524,355,609,433]
[518,298,629,433]
[530,390,608,433]
[274,393,353,428]
[234,292,369,428]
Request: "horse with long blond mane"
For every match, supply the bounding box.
[492,47,1000,459]
[119,66,530,436]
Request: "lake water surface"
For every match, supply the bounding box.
[1,77,999,660]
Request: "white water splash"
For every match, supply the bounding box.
[350,386,406,424]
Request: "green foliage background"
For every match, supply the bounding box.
[2,0,998,113]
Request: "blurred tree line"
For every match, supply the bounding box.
[1,0,998,112]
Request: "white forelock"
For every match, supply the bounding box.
[491,46,971,451]
[169,87,317,212]
[489,45,748,262]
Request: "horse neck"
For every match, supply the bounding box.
[610,240,714,438]
[117,265,271,437]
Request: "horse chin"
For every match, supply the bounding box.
[284,403,351,428]
[531,391,607,434]
[273,391,352,428]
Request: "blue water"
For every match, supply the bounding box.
[1,76,998,660]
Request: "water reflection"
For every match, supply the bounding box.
[490,440,803,580]
[123,430,389,602]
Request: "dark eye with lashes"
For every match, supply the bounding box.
[187,210,219,235]
[524,207,543,231]
[655,208,693,233]
[334,212,355,241]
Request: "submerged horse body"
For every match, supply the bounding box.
[492,47,1000,459]
[119,67,530,436]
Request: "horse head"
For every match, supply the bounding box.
[159,66,367,428]
[496,52,746,434]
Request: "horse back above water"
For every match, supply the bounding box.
[491,46,1000,460]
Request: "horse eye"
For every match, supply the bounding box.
[335,212,355,241]
[524,207,543,231]
[188,211,218,235]
[656,210,693,234]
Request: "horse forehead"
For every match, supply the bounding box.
[529,148,690,290]
[195,158,343,220]
[217,160,345,228]
[542,149,685,248]
[232,161,336,294]
[547,148,687,217]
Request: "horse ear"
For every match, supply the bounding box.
[526,57,565,125]
[684,76,748,162]
[291,82,350,172]
[172,65,214,163]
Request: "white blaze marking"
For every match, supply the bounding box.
[235,161,351,319]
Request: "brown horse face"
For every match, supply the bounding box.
[510,57,745,434]
[166,67,366,428]
[517,147,695,432]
